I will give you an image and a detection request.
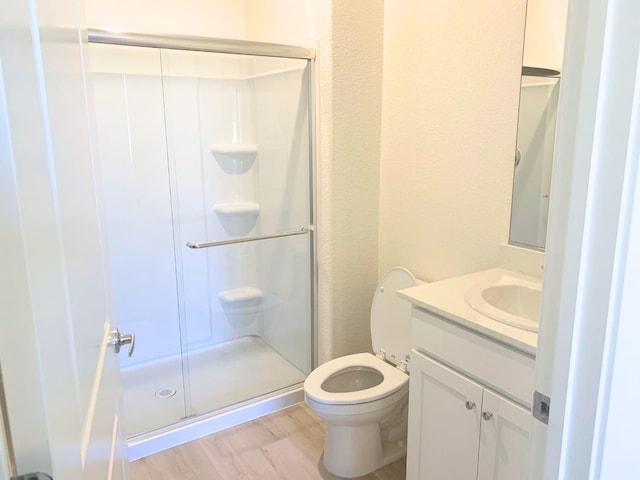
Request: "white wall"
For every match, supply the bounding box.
[522,0,570,71]
[83,0,246,39]
[378,0,527,282]
[244,0,319,46]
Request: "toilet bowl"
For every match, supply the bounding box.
[303,267,418,478]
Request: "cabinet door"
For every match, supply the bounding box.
[477,389,531,480]
[407,350,484,480]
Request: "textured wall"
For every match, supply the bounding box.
[316,0,384,362]
[378,0,527,282]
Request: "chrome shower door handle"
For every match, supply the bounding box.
[109,328,135,357]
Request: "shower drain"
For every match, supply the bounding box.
[154,387,177,399]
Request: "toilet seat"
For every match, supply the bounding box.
[371,267,417,369]
[304,352,408,405]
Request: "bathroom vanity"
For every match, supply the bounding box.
[398,268,539,480]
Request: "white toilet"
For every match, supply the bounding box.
[303,267,419,478]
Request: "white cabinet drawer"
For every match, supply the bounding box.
[411,307,535,407]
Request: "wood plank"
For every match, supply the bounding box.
[129,403,406,479]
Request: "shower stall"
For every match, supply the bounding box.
[87,30,315,453]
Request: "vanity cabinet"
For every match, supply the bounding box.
[407,350,531,480]
[403,303,536,480]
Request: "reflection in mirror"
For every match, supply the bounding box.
[509,0,569,250]
[510,70,559,249]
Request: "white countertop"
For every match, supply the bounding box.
[398,268,538,356]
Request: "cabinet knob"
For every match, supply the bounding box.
[482,411,494,421]
[465,400,476,410]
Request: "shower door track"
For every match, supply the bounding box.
[87,28,315,60]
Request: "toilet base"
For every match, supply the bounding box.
[323,422,383,478]
[322,422,407,478]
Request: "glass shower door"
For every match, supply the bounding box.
[159,49,313,417]
[90,43,189,435]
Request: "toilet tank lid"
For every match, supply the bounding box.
[370,267,418,370]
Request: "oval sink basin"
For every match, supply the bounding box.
[465,275,541,332]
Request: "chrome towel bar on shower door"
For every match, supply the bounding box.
[186,227,311,249]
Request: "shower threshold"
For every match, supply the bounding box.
[121,335,307,442]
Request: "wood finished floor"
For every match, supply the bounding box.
[129,403,406,480]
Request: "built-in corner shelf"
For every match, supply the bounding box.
[218,287,263,305]
[213,202,259,237]
[213,202,260,216]
[219,287,263,318]
[210,143,258,174]
[210,144,258,155]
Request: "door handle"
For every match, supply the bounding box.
[109,328,135,357]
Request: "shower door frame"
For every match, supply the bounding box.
[87,28,318,459]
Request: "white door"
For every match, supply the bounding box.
[529,0,640,477]
[0,1,129,479]
[407,351,483,480]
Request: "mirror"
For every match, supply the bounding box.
[508,0,569,250]
[509,69,560,249]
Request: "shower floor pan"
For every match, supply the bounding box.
[121,335,306,437]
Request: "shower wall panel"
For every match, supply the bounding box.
[90,45,185,371]
[93,45,311,369]
[161,51,312,362]
[160,50,263,350]
[252,66,311,374]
